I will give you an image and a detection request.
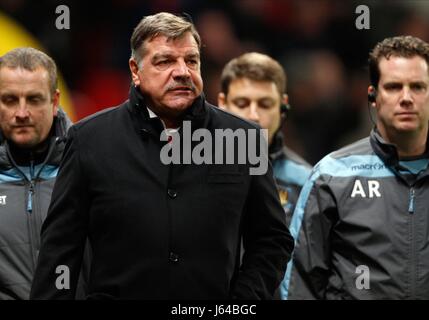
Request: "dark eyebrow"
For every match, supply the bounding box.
[27,93,45,99]
[232,96,250,101]
[383,81,402,87]
[0,92,17,98]
[411,81,427,86]
[259,97,276,102]
[151,53,175,63]
[185,53,200,59]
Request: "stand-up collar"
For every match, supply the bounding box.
[127,85,208,129]
[370,128,429,167]
[128,84,149,119]
[0,108,71,168]
[269,130,285,161]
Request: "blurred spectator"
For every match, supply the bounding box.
[1,0,428,162]
[282,50,361,164]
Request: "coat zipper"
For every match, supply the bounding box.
[27,159,39,269]
[408,188,415,213]
[408,186,417,299]
[27,160,35,213]
[27,182,34,212]
[5,138,59,270]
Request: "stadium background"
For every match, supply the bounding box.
[1,0,428,164]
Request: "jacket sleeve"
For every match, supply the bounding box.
[231,157,294,300]
[282,168,337,299]
[31,125,90,299]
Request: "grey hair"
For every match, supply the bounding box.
[130,12,201,65]
[0,47,58,95]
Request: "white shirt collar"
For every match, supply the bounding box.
[146,106,179,132]
[146,107,157,119]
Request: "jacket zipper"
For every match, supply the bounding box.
[27,182,34,212]
[27,160,35,213]
[408,188,415,213]
[408,186,417,299]
[27,159,39,269]
[5,138,59,271]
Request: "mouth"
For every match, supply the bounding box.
[12,125,33,130]
[169,86,194,92]
[396,112,417,116]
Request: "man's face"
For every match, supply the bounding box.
[129,32,203,119]
[218,78,285,145]
[374,55,429,137]
[0,66,59,148]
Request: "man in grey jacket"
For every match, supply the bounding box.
[284,35,429,299]
[0,47,72,299]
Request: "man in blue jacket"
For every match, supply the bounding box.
[285,35,429,299]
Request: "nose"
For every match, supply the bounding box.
[172,59,191,79]
[400,86,413,107]
[248,103,260,123]
[15,102,30,120]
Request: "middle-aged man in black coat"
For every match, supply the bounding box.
[30,12,293,300]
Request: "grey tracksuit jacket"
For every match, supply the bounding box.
[0,109,71,299]
[282,129,429,299]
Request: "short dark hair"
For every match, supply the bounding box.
[0,47,58,96]
[220,52,287,97]
[369,35,429,87]
[130,12,201,64]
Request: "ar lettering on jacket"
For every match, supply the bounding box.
[351,179,381,198]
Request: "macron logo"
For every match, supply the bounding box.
[0,195,6,205]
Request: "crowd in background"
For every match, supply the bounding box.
[1,0,428,164]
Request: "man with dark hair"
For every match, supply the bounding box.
[284,35,429,299]
[0,47,72,299]
[218,52,311,300]
[218,52,311,227]
[30,12,293,300]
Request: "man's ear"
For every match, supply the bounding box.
[129,58,141,86]
[368,85,377,108]
[282,94,289,106]
[218,92,227,110]
[52,89,60,117]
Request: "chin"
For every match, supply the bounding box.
[11,136,38,148]
[394,125,420,133]
[167,99,195,111]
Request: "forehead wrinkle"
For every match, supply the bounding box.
[153,49,199,57]
[0,67,50,92]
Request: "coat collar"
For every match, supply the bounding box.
[0,108,72,168]
[127,85,208,129]
[370,128,429,167]
[269,130,285,161]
